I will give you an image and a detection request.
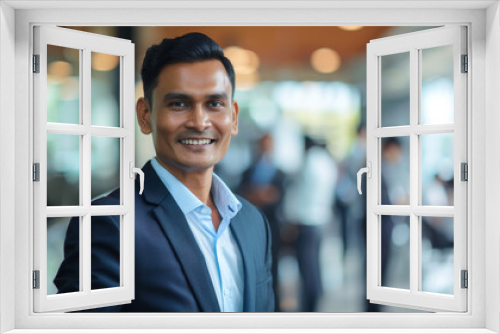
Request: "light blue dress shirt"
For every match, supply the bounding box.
[151,158,244,312]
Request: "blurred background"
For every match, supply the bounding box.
[46,26,455,312]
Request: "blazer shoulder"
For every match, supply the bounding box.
[92,188,120,206]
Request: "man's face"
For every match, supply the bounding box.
[137,60,239,174]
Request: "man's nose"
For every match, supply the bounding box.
[186,105,211,131]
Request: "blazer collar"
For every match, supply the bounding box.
[141,161,220,312]
[141,161,168,206]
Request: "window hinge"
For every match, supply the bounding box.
[461,54,468,73]
[461,162,468,181]
[33,54,40,73]
[461,270,468,289]
[33,163,40,182]
[33,270,40,289]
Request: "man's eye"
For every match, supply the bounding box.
[168,101,188,108]
[207,101,224,108]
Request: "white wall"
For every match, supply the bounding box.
[485,2,500,333]
[0,2,16,333]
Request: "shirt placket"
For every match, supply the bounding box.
[215,211,232,312]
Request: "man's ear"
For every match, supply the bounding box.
[231,100,239,136]
[136,97,152,134]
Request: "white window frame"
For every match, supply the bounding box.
[366,26,467,312]
[33,25,136,313]
[1,1,499,333]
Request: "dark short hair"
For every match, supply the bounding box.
[140,32,236,105]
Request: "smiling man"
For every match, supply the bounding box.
[54,33,274,312]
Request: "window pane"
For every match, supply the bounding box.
[47,45,80,124]
[421,45,454,124]
[47,133,80,206]
[421,133,454,206]
[381,215,410,290]
[48,217,80,294]
[381,136,410,205]
[381,52,410,127]
[91,136,120,202]
[421,216,454,294]
[91,215,121,290]
[91,52,120,127]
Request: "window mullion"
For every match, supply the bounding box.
[81,47,92,294]
[81,214,91,293]
[413,124,454,135]
[409,47,419,295]
[82,47,91,207]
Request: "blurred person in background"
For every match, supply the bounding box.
[343,129,399,312]
[237,133,287,311]
[337,124,373,310]
[54,32,274,312]
[337,123,367,261]
[284,135,338,312]
[365,136,400,311]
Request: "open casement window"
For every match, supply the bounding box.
[33,26,137,312]
[364,26,467,312]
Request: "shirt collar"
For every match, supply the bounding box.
[151,158,203,214]
[211,172,242,219]
[151,157,241,217]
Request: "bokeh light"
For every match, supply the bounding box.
[310,47,341,74]
[91,52,120,71]
[339,26,364,31]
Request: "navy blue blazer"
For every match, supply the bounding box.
[54,161,274,312]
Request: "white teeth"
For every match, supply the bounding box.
[180,139,212,145]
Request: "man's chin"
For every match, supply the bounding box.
[176,161,217,172]
[156,157,216,173]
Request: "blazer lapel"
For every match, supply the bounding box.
[141,162,220,312]
[230,210,256,312]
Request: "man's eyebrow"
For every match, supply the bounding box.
[162,92,190,102]
[206,92,230,100]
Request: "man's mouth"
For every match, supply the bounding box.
[178,138,215,145]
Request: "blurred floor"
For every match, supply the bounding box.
[277,219,424,313]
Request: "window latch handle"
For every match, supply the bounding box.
[357,162,372,195]
[130,162,145,195]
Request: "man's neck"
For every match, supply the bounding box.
[157,159,213,205]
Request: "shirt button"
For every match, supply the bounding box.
[224,289,230,296]
[201,207,210,215]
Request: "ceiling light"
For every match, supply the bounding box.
[92,52,120,71]
[224,46,260,75]
[48,61,72,78]
[339,26,364,31]
[310,48,341,74]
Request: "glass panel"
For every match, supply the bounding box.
[381,52,410,127]
[421,133,454,206]
[47,45,80,124]
[91,215,121,290]
[381,215,410,290]
[421,45,454,124]
[91,52,120,127]
[421,216,454,294]
[47,133,80,206]
[91,136,120,202]
[48,216,80,294]
[381,137,410,205]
